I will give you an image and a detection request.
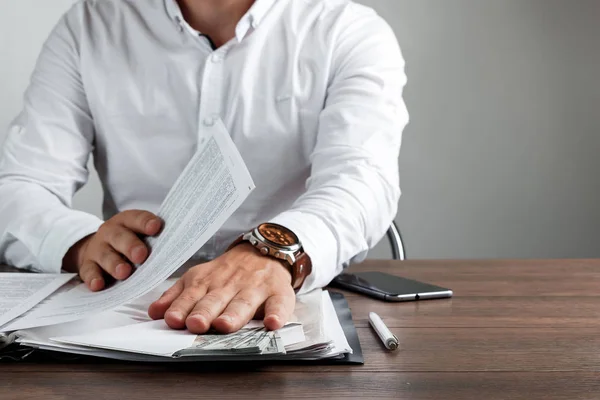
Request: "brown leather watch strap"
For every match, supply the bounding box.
[291,252,312,291]
[227,235,245,252]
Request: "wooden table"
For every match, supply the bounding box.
[2,259,600,399]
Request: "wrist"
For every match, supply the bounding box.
[225,242,292,285]
[62,234,93,273]
[227,223,312,291]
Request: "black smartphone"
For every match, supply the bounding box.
[330,271,453,302]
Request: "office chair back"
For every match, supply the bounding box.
[387,221,406,261]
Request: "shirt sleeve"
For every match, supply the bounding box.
[270,5,409,293]
[0,4,104,273]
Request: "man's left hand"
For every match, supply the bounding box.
[148,243,296,334]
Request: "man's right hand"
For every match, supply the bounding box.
[62,210,163,292]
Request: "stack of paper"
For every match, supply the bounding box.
[2,279,350,362]
[0,124,354,362]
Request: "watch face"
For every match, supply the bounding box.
[257,223,299,248]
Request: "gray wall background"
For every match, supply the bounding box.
[1,0,599,260]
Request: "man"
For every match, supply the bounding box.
[0,0,408,334]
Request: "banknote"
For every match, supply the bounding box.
[173,326,282,357]
[261,334,285,355]
[172,290,328,359]
[233,328,271,351]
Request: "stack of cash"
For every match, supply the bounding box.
[173,326,285,357]
[174,289,348,361]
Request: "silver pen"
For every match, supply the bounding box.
[368,312,399,350]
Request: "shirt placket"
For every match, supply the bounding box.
[197,44,231,259]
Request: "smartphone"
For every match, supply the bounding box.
[330,271,453,302]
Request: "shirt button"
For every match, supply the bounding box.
[211,54,222,63]
[203,116,217,126]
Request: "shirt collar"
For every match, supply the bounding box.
[164,0,277,42]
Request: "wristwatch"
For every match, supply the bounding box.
[228,223,312,290]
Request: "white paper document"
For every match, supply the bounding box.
[2,125,255,331]
[52,319,304,358]
[12,280,175,353]
[0,273,75,328]
[319,290,352,359]
[11,288,347,362]
[55,319,199,357]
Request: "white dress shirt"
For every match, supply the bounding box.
[0,0,408,293]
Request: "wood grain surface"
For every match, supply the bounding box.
[2,259,600,399]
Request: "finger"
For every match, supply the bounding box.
[117,210,163,236]
[186,287,238,334]
[93,244,132,280]
[148,280,184,320]
[106,225,149,265]
[213,289,268,334]
[79,260,105,292]
[253,304,266,320]
[263,293,295,331]
[164,284,209,330]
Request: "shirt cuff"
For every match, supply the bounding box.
[270,211,342,294]
[37,211,104,273]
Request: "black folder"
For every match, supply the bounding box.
[328,291,364,365]
[0,291,364,365]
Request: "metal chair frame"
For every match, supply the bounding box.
[386,221,406,261]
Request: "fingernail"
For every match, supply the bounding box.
[146,219,160,232]
[189,314,204,322]
[167,311,184,322]
[219,315,232,323]
[90,278,101,290]
[132,245,146,261]
[116,264,129,278]
[188,314,207,327]
[268,315,281,324]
